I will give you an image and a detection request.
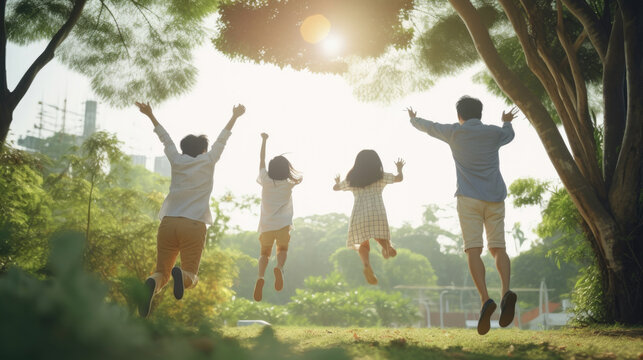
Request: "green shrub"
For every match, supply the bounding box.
[0,231,351,360]
[217,298,292,325]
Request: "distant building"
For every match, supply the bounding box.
[130,155,147,167]
[83,100,97,138]
[154,156,171,177]
[17,99,97,157]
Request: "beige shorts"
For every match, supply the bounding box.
[457,196,505,251]
[259,226,291,256]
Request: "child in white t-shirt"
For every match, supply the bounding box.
[254,133,302,301]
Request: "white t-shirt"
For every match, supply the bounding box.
[257,168,297,233]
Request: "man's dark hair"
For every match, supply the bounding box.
[180,135,208,157]
[456,96,483,120]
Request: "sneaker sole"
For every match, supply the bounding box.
[274,268,284,291]
[139,278,155,318]
[254,278,264,301]
[172,267,184,300]
[499,292,517,327]
[478,302,497,335]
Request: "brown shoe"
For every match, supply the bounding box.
[274,267,284,291]
[253,278,264,302]
[363,266,378,285]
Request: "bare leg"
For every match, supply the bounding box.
[489,247,510,297]
[466,247,489,306]
[358,241,371,267]
[359,241,378,285]
[276,250,287,269]
[375,238,397,258]
[258,255,269,278]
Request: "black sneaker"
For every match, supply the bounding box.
[477,299,497,335]
[139,278,156,318]
[499,290,517,327]
[172,267,184,300]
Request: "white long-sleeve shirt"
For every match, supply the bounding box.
[154,124,231,225]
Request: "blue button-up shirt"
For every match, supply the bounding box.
[411,117,514,202]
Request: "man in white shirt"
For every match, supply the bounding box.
[135,101,245,317]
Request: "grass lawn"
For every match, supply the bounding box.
[221,326,643,359]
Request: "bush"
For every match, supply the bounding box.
[0,231,351,360]
[287,273,419,327]
[218,298,292,325]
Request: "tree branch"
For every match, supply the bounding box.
[0,0,7,96]
[519,1,600,184]
[602,9,625,189]
[448,0,616,265]
[561,0,609,62]
[556,0,603,196]
[609,0,643,230]
[10,0,88,109]
[501,0,586,169]
[101,0,131,58]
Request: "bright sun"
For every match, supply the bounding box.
[300,14,331,44]
[321,35,343,56]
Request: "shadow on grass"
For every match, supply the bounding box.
[585,327,643,338]
[347,337,568,360]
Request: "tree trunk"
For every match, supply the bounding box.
[0,101,11,148]
[591,216,643,323]
[0,0,87,148]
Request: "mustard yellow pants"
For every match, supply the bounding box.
[148,216,207,294]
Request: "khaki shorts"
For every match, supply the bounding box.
[259,226,291,256]
[457,196,505,251]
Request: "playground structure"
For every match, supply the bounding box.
[396,279,572,330]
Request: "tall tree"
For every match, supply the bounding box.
[444,0,641,324]
[215,0,642,324]
[0,0,219,146]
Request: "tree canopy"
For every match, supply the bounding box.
[213,0,414,73]
[1,0,220,145]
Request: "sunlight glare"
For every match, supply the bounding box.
[322,35,343,56]
[300,14,331,44]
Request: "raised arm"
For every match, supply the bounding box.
[394,158,405,182]
[260,133,268,170]
[406,106,456,143]
[499,107,518,146]
[333,174,341,191]
[136,101,179,162]
[135,102,160,127]
[224,104,246,131]
[207,104,246,162]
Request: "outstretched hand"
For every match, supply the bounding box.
[135,102,153,117]
[261,132,269,140]
[502,106,518,122]
[395,158,406,170]
[334,174,341,184]
[232,104,246,118]
[406,107,417,119]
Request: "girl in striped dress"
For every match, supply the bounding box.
[333,149,405,285]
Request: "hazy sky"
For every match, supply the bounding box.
[7,39,561,256]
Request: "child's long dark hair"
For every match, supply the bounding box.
[268,155,302,184]
[346,149,383,188]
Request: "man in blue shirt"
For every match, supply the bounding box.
[407,96,518,335]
